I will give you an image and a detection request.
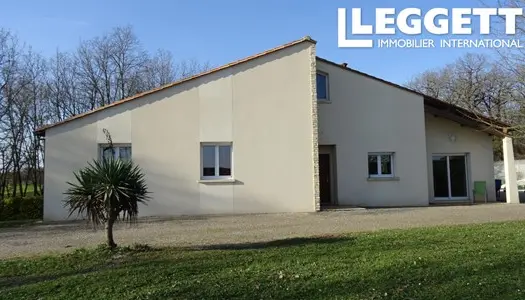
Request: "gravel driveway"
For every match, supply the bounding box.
[2,203,525,259]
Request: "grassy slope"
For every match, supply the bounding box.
[2,221,525,300]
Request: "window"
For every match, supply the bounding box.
[316,72,329,101]
[201,143,232,179]
[368,153,394,177]
[99,144,132,161]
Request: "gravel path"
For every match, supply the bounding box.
[2,203,525,259]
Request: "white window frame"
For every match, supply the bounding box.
[368,152,395,178]
[200,143,233,180]
[316,72,329,102]
[99,144,132,161]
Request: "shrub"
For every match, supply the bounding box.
[64,158,150,248]
[0,196,43,221]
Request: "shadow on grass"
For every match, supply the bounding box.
[3,236,525,299]
[191,235,353,251]
[2,236,353,289]
[0,263,120,289]
[0,245,160,289]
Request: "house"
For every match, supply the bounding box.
[35,37,519,221]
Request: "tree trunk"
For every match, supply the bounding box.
[16,163,23,197]
[106,215,117,249]
[32,172,38,196]
[23,178,28,195]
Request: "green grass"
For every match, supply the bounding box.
[2,222,525,299]
[2,184,35,197]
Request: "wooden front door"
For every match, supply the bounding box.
[319,153,332,205]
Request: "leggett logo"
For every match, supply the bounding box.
[338,8,524,49]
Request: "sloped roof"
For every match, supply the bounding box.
[317,57,510,137]
[35,37,510,137]
[35,36,316,136]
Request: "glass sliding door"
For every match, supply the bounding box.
[432,154,468,200]
[432,156,449,198]
[449,156,467,198]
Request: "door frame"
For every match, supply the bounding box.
[431,153,470,201]
[319,145,338,206]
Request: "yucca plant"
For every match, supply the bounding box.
[64,158,150,248]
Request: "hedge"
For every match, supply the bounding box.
[0,195,43,221]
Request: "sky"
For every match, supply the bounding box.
[0,0,508,85]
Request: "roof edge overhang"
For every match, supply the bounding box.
[34,39,511,139]
[423,96,510,137]
[316,56,511,137]
[34,36,317,137]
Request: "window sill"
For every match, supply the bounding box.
[198,178,236,184]
[317,99,331,104]
[367,177,400,182]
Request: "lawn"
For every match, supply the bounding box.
[2,222,525,300]
[2,184,36,197]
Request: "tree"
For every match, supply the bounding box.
[64,154,150,248]
[406,52,522,160]
[0,25,209,204]
[408,53,517,123]
[491,0,525,133]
